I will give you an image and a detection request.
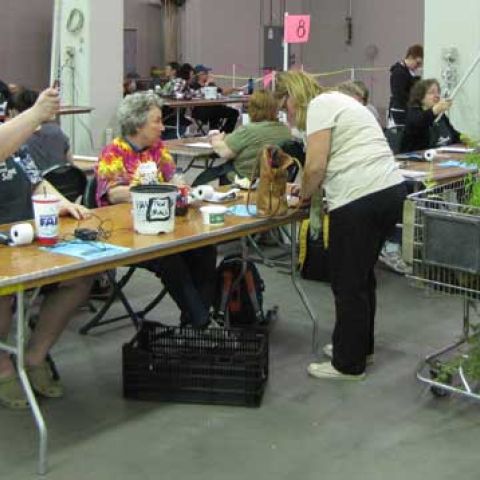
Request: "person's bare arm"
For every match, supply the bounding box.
[301,129,332,200]
[107,185,132,204]
[65,149,74,165]
[33,180,90,219]
[210,133,235,159]
[0,88,60,163]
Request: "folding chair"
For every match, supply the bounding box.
[43,164,87,203]
[79,176,168,335]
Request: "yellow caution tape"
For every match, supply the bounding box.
[298,219,310,268]
[323,214,329,249]
[213,65,390,82]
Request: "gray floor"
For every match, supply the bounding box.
[1,247,479,480]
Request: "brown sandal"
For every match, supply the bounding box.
[0,374,29,410]
[27,362,64,398]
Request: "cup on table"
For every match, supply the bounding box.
[200,205,227,226]
[32,194,60,245]
[204,86,218,99]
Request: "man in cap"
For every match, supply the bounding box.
[190,64,239,133]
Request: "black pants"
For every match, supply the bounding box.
[192,161,236,187]
[138,246,217,328]
[329,183,407,375]
[192,106,239,133]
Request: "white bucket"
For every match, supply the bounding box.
[130,184,177,234]
[204,86,218,99]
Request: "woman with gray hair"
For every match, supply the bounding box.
[96,92,218,329]
[96,92,175,204]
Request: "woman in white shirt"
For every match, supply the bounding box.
[275,71,406,380]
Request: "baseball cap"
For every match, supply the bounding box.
[194,64,212,74]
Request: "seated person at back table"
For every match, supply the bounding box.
[337,80,381,124]
[7,87,73,173]
[161,63,194,140]
[160,61,181,95]
[190,64,239,133]
[0,79,11,123]
[192,90,291,186]
[123,72,140,97]
[0,87,93,410]
[400,78,461,153]
[96,92,217,329]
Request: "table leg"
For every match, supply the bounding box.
[15,290,48,475]
[289,220,320,353]
[176,109,181,139]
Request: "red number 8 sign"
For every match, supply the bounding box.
[284,15,311,44]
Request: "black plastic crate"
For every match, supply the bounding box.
[123,321,269,407]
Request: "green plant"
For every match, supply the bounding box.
[458,137,480,207]
[434,325,480,386]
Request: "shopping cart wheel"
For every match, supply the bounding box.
[429,368,451,398]
[265,306,279,325]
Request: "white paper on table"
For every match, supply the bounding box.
[436,146,475,154]
[184,142,213,149]
[398,169,427,179]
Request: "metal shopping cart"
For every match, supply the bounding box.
[403,175,480,399]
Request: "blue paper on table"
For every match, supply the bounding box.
[41,241,130,260]
[227,205,256,217]
[438,160,477,170]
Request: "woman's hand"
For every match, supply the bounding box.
[31,88,61,123]
[209,132,225,145]
[433,98,452,116]
[59,202,91,220]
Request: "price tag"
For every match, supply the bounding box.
[284,15,311,44]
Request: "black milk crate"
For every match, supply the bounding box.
[122,321,269,407]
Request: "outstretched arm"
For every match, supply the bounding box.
[0,88,60,162]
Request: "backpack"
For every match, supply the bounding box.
[213,255,265,327]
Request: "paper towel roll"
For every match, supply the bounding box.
[424,149,437,162]
[10,223,34,245]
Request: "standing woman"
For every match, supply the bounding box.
[275,71,406,379]
[388,44,423,126]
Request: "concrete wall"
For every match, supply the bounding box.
[1,0,426,144]
[424,0,480,138]
[0,0,163,87]
[124,0,164,76]
[0,0,53,89]
[179,0,424,120]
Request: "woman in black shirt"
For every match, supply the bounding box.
[400,78,460,153]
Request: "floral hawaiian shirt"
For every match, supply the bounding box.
[95,137,176,206]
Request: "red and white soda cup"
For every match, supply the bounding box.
[32,194,60,245]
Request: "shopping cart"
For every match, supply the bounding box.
[403,175,480,399]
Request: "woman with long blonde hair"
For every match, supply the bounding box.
[275,70,406,380]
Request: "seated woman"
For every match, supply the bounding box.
[7,88,73,173]
[400,78,460,153]
[192,90,292,186]
[96,92,217,329]
[0,88,93,409]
